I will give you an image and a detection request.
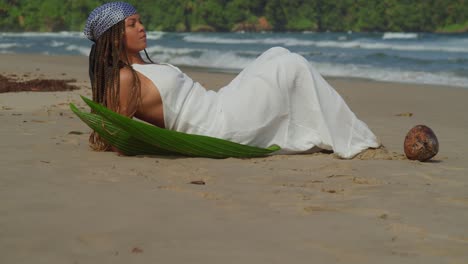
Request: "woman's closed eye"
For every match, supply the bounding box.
[128,21,143,28]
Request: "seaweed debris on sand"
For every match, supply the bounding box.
[0,74,79,93]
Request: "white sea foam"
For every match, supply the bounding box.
[146,45,200,56]
[164,51,251,70]
[183,35,317,46]
[147,46,251,69]
[314,40,468,53]
[0,31,84,38]
[315,62,468,88]
[146,31,165,40]
[50,40,65,47]
[0,43,32,49]
[0,43,17,49]
[296,39,468,53]
[65,45,90,56]
[382,32,419,40]
[184,35,265,44]
[184,35,468,53]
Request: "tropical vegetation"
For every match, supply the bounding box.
[1,0,467,33]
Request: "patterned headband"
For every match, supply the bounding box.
[84,2,137,41]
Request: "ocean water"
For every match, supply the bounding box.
[1,31,467,88]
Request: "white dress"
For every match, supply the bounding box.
[132,47,380,158]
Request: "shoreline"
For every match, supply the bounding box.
[0,53,466,90]
[1,53,468,263]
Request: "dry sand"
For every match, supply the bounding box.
[1,54,467,264]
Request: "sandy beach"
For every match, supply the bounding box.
[1,53,467,263]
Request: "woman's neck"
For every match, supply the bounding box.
[126,52,146,65]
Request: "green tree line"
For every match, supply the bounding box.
[1,0,467,33]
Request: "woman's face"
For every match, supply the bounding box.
[123,14,147,54]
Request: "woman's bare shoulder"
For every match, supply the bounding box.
[119,66,135,89]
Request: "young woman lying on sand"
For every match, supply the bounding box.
[84,2,380,159]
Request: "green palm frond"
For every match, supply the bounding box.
[70,103,175,156]
[71,96,280,158]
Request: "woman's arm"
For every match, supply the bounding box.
[109,67,137,155]
[118,67,138,117]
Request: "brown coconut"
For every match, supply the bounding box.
[404,125,439,161]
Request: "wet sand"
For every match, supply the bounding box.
[1,54,467,264]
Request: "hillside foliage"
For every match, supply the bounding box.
[0,0,467,32]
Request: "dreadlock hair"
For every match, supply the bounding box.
[87,20,154,151]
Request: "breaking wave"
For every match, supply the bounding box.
[382,32,419,40]
[183,34,468,53]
